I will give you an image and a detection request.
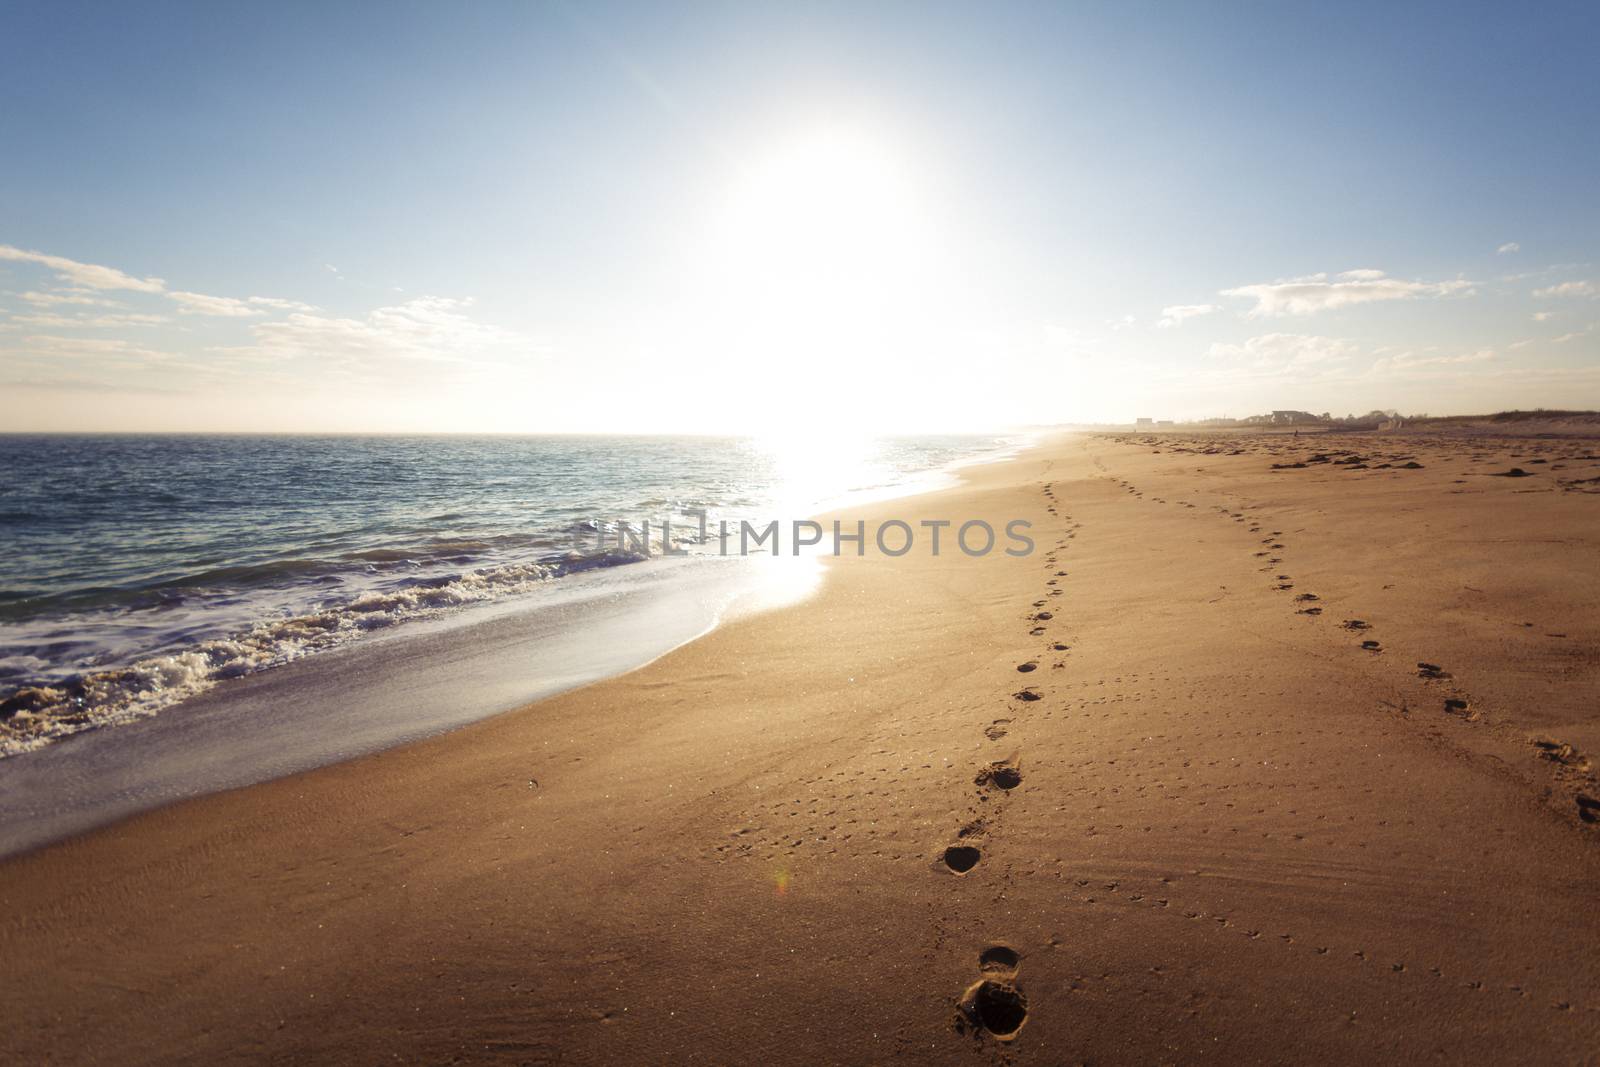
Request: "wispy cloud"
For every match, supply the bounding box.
[217,296,516,375]
[3,244,327,320]
[5,312,170,329]
[2,244,519,397]
[1533,280,1598,299]
[1366,348,1496,379]
[1206,332,1357,372]
[13,289,123,308]
[1496,242,1520,254]
[247,296,320,312]
[0,245,165,293]
[1221,269,1474,317]
[1157,304,1218,328]
[15,333,177,364]
[169,291,264,317]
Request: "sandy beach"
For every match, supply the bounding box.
[3,431,1599,1064]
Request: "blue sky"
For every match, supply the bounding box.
[2,0,1597,431]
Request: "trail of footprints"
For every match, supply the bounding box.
[1105,439,1599,832]
[942,481,1078,1043]
[938,459,1597,1040]
[1071,443,1600,1017]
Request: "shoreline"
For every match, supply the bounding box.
[0,431,1025,761]
[4,431,1598,1063]
[0,436,1035,857]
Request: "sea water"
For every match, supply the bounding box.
[0,433,1017,758]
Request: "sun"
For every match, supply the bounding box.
[718,126,921,279]
[672,126,960,438]
[682,122,943,430]
[702,125,932,333]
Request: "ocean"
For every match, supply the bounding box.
[0,433,1018,759]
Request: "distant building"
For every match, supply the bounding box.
[1135,417,1154,428]
[1156,420,1174,428]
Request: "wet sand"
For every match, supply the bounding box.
[3,432,1598,1063]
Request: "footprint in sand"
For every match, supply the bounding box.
[975,760,1023,791]
[942,844,981,874]
[1013,688,1042,702]
[985,720,1011,740]
[1016,662,1038,673]
[1533,739,1587,768]
[978,944,1021,979]
[955,976,1028,1041]
[1417,662,1451,680]
[1361,639,1383,652]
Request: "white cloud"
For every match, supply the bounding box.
[0,245,165,292]
[220,296,515,373]
[1206,332,1358,371]
[3,244,319,321]
[6,312,169,329]
[1157,304,1218,328]
[1552,324,1596,344]
[13,289,123,308]
[1532,311,1555,322]
[247,296,320,312]
[1533,280,1598,299]
[1496,242,1520,254]
[1221,269,1474,317]
[17,333,176,363]
[1368,349,1495,375]
[168,290,264,317]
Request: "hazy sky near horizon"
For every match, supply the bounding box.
[2,0,1598,433]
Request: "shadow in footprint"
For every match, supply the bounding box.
[976,761,1022,791]
[943,845,981,874]
[978,945,1020,979]
[955,981,1028,1041]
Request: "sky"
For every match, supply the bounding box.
[2,0,1598,433]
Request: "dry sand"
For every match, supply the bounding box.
[3,432,1599,1064]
